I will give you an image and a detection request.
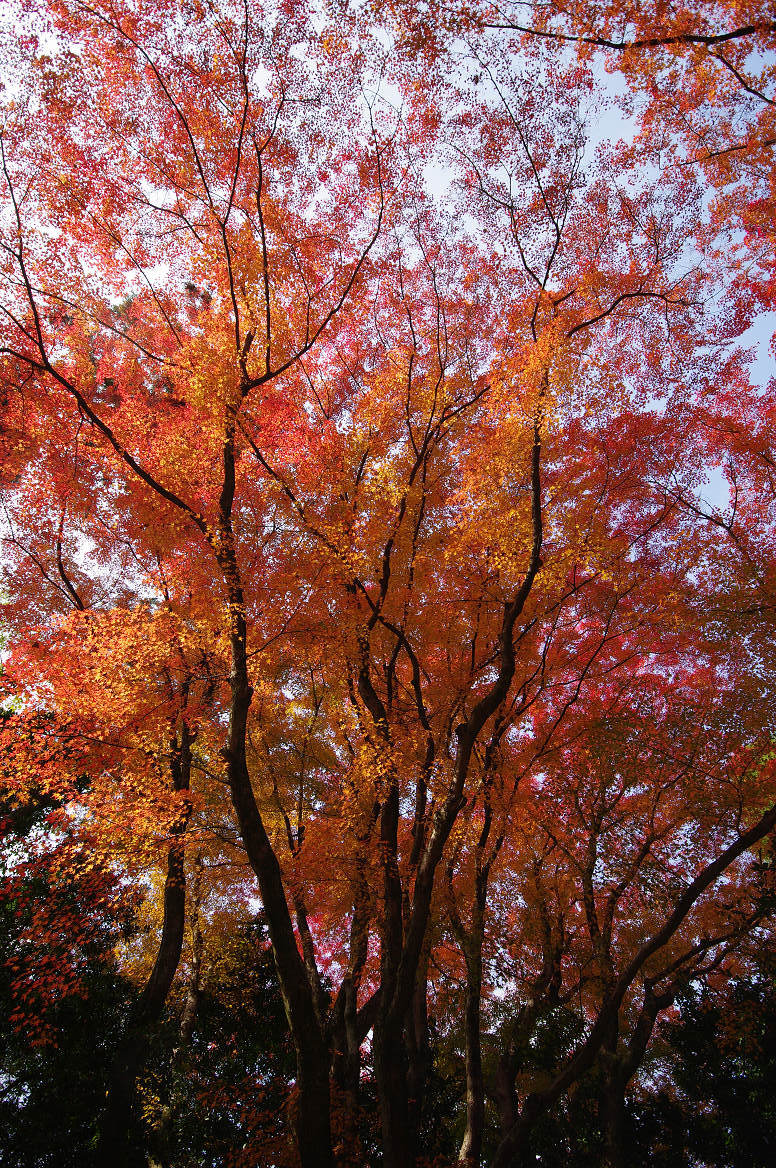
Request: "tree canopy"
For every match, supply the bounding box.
[1,2,776,1166]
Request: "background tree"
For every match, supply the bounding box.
[2,2,776,1167]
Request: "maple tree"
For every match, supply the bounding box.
[1,2,776,1167]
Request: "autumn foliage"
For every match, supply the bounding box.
[1,2,776,1166]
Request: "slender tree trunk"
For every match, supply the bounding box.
[216,490,334,1168]
[98,843,187,1162]
[332,858,373,1163]
[99,728,192,1166]
[368,415,543,1168]
[149,855,206,1168]
[178,859,204,1049]
[335,973,363,1162]
[369,689,412,1168]
[458,926,485,1167]
[227,740,334,1168]
[407,947,430,1162]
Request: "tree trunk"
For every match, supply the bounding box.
[217,511,334,1168]
[492,1050,520,1142]
[374,1018,411,1168]
[178,859,204,1049]
[336,973,364,1162]
[407,948,430,1163]
[458,929,485,1167]
[228,749,334,1168]
[492,1093,545,1168]
[98,728,192,1166]
[600,1069,626,1168]
[332,854,373,1163]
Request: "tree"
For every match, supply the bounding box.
[2,2,775,1166]
[636,959,776,1168]
[0,759,140,1167]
